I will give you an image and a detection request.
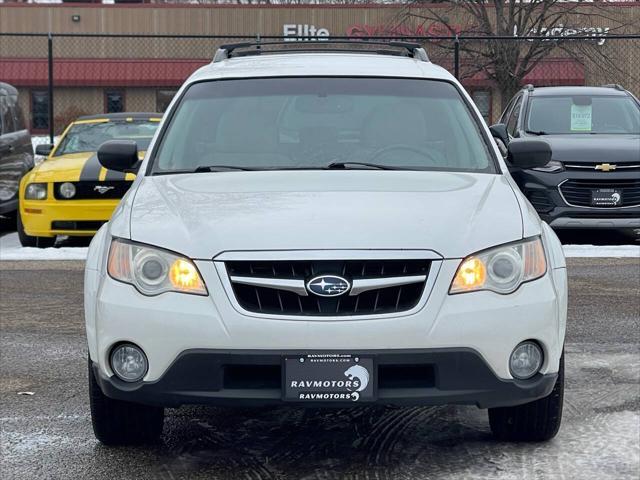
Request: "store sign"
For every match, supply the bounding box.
[346,22,462,38]
[515,24,610,45]
[283,24,330,41]
[282,21,609,45]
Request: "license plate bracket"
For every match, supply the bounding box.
[591,188,623,207]
[284,354,375,402]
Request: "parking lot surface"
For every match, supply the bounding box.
[0,258,638,480]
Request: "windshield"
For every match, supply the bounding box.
[151,78,495,174]
[526,95,640,135]
[54,120,159,156]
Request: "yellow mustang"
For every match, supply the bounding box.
[19,113,161,247]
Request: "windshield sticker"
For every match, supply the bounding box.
[570,104,592,131]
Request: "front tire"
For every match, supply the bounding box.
[17,210,55,248]
[489,351,564,442]
[88,359,164,445]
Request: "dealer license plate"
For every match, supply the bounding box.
[591,188,623,207]
[284,354,375,402]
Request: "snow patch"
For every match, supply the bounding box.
[563,244,640,258]
[0,233,88,261]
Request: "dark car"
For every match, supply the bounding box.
[490,85,640,233]
[0,82,34,218]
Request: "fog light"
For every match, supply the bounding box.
[59,182,76,199]
[509,341,543,380]
[110,343,148,382]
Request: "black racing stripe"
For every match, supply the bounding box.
[104,168,127,181]
[79,154,103,181]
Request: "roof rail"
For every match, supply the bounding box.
[601,83,625,91]
[213,40,429,63]
[524,84,535,92]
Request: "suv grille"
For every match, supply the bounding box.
[53,181,133,200]
[559,179,640,207]
[564,162,640,172]
[226,260,430,316]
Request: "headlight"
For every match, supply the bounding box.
[532,160,563,173]
[450,237,546,294]
[25,183,47,200]
[107,238,207,296]
[58,182,76,199]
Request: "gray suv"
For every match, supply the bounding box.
[0,82,34,218]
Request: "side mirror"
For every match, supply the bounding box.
[489,124,509,146]
[35,144,54,156]
[97,140,140,173]
[507,139,552,169]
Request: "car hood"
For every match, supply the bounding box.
[128,171,525,260]
[31,151,142,182]
[541,134,640,164]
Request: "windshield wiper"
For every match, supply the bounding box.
[525,130,548,136]
[193,165,257,172]
[326,161,398,170]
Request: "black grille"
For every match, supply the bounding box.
[53,181,132,200]
[51,220,106,231]
[560,179,640,207]
[525,189,555,213]
[227,260,430,316]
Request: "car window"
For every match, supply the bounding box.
[526,95,640,134]
[11,98,26,132]
[499,95,518,124]
[53,120,159,156]
[152,77,496,174]
[0,96,15,135]
[506,96,523,136]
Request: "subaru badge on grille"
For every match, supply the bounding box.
[306,275,351,297]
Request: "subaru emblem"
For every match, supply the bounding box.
[306,275,351,297]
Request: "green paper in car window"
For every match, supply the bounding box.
[570,104,592,131]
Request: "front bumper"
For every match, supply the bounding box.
[512,169,640,229]
[20,198,118,237]
[86,257,567,401]
[92,349,557,409]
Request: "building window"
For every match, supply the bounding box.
[471,90,492,124]
[156,89,177,113]
[31,91,49,131]
[105,90,125,113]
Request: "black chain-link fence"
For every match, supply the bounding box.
[1,32,638,140]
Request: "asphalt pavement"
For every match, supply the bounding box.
[0,258,639,480]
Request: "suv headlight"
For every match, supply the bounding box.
[450,237,546,295]
[532,160,563,173]
[25,183,47,200]
[107,238,207,296]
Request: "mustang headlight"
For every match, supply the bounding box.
[107,238,207,296]
[450,237,546,294]
[25,183,47,200]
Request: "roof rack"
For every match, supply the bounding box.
[213,40,429,63]
[601,84,625,91]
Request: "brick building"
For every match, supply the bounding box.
[0,2,638,132]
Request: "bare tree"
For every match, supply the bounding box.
[403,1,632,107]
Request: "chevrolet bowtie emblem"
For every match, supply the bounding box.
[595,163,616,172]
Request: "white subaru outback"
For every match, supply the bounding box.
[84,41,568,446]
